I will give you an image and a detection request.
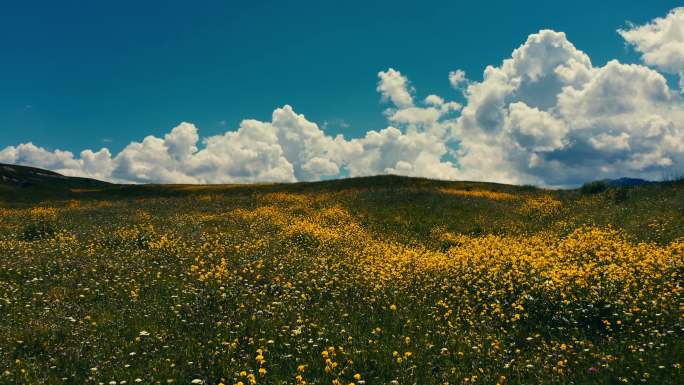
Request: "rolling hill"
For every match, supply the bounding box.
[0,163,112,198]
[0,162,683,384]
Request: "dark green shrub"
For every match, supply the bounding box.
[580,181,607,195]
[20,221,57,241]
[468,224,484,236]
[287,231,321,250]
[520,184,539,192]
[608,187,629,204]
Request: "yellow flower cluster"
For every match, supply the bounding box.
[438,187,518,201]
[520,194,564,216]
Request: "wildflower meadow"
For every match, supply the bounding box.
[0,176,682,384]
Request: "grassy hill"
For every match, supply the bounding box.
[0,164,683,384]
[2,163,683,243]
[0,163,112,200]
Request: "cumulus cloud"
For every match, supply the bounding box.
[3,8,684,187]
[0,143,114,181]
[505,102,567,152]
[448,69,468,89]
[619,7,684,86]
[1,99,462,184]
[377,68,414,109]
[452,27,684,186]
[164,123,199,161]
[343,127,459,179]
[109,106,345,184]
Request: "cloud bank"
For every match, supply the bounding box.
[2,8,684,187]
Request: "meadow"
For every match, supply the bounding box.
[0,175,682,384]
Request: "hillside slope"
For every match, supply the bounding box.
[1,163,683,243]
[0,163,112,199]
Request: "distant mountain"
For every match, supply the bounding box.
[0,163,112,190]
[604,177,653,187]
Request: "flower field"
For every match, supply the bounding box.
[0,176,683,384]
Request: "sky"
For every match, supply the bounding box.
[1,1,684,186]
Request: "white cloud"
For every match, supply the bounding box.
[110,106,342,184]
[164,123,199,161]
[377,68,414,109]
[448,69,467,89]
[0,143,110,179]
[424,94,444,106]
[345,127,460,180]
[79,148,114,180]
[505,102,567,152]
[112,134,199,184]
[453,26,684,186]
[3,8,684,187]
[589,132,631,151]
[619,8,684,77]
[388,107,442,127]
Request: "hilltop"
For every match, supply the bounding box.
[0,162,677,202]
[0,163,112,198]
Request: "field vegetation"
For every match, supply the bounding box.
[0,175,682,384]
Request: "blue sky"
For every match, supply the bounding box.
[1,1,684,186]
[1,0,678,153]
